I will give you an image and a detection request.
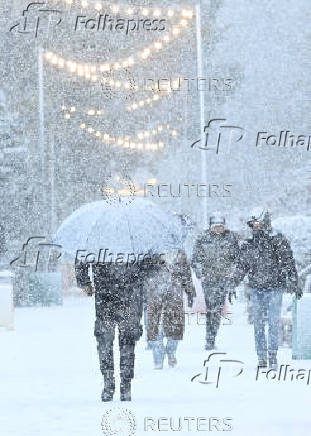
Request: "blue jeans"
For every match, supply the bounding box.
[151,330,178,366]
[249,288,283,359]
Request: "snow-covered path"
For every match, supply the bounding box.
[1,296,310,436]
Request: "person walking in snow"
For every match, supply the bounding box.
[191,212,239,350]
[145,250,196,369]
[230,207,302,369]
[75,261,144,402]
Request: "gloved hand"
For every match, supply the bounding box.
[228,290,237,305]
[82,284,94,296]
[187,294,194,308]
[295,287,303,300]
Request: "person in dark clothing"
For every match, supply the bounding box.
[191,212,239,350]
[75,261,144,402]
[230,207,302,369]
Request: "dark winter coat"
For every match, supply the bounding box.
[146,251,196,341]
[191,229,239,287]
[233,231,298,290]
[75,262,144,340]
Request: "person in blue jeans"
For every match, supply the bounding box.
[230,207,302,369]
[145,250,195,369]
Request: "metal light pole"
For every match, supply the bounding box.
[38,46,45,182]
[195,2,208,229]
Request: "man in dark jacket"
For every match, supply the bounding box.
[75,260,144,402]
[191,212,239,350]
[231,207,302,369]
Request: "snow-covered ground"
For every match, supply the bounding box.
[1,295,310,436]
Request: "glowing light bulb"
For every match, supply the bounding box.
[139,101,144,107]
[61,105,66,110]
[168,10,174,17]
[88,127,94,133]
[153,95,159,101]
[100,64,110,72]
[111,4,119,13]
[97,110,102,115]
[142,8,149,16]
[45,52,53,60]
[91,76,97,82]
[172,27,180,36]
[70,106,76,112]
[159,141,164,148]
[95,2,102,11]
[52,55,58,64]
[80,123,86,129]
[95,131,101,137]
[57,58,65,68]
[154,41,163,50]
[104,134,110,140]
[127,57,135,65]
[146,98,151,104]
[64,113,71,119]
[133,103,138,109]
[81,0,88,8]
[180,19,188,27]
[172,130,177,136]
[114,62,120,70]
[115,81,121,88]
[138,133,144,139]
[127,8,134,14]
[153,9,161,17]
[152,129,156,135]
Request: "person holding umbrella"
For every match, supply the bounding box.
[55,197,184,402]
[76,259,144,402]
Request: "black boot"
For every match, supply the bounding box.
[120,378,131,401]
[101,371,115,402]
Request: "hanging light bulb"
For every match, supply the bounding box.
[45,51,53,60]
[95,2,102,11]
[80,123,86,129]
[81,0,88,8]
[142,8,149,16]
[153,9,161,17]
[70,106,76,112]
[154,41,163,50]
[61,105,66,110]
[64,113,71,119]
[111,4,119,13]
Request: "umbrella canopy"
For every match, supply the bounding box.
[54,198,183,259]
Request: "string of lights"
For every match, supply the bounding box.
[44,10,193,78]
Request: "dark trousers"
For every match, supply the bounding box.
[203,286,226,346]
[95,300,142,380]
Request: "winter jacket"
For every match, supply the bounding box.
[191,229,239,287]
[75,261,144,320]
[233,231,298,290]
[146,251,196,341]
